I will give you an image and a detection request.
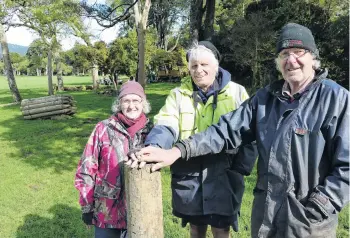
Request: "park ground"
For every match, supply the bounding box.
[0,76,348,238]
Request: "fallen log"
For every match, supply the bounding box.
[21,95,73,106]
[23,107,77,120]
[22,104,72,116]
[20,99,75,110]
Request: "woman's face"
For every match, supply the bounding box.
[120,94,143,119]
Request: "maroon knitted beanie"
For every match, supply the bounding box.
[118,81,146,100]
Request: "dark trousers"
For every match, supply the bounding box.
[94,227,127,238]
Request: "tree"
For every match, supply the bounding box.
[148,0,188,50]
[189,0,203,43]
[106,29,157,80]
[133,0,151,87]
[7,0,84,95]
[9,52,24,75]
[82,0,152,87]
[70,44,90,75]
[54,50,64,90]
[0,23,22,102]
[214,0,349,89]
[189,0,217,43]
[26,39,48,76]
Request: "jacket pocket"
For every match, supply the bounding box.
[287,189,338,236]
[170,158,201,176]
[180,112,196,133]
[171,174,202,214]
[94,179,122,200]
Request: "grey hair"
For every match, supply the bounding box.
[187,42,219,74]
[275,51,321,72]
[311,52,321,70]
[111,98,151,114]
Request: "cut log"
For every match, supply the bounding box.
[21,95,77,119]
[21,95,73,106]
[22,104,71,116]
[23,108,76,120]
[124,164,164,238]
[20,99,75,110]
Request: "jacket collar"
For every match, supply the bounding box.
[269,68,328,99]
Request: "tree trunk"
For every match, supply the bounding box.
[133,0,151,88]
[202,0,216,40]
[189,0,204,44]
[56,61,64,91]
[135,26,146,86]
[47,49,54,95]
[92,63,99,91]
[0,24,22,103]
[125,165,164,238]
[110,72,118,96]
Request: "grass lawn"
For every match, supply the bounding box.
[0,75,348,238]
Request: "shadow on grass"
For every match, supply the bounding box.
[0,89,51,105]
[0,83,177,174]
[16,204,93,238]
[0,90,113,173]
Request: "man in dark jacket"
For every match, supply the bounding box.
[128,41,257,238]
[132,23,349,238]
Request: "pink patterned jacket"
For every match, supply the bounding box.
[75,115,152,228]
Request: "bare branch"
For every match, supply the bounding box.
[80,0,139,28]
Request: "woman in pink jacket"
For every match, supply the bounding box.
[75,81,152,238]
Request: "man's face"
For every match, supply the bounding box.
[120,94,143,119]
[189,53,217,91]
[277,48,315,85]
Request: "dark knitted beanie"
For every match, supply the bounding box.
[186,41,222,62]
[276,23,318,57]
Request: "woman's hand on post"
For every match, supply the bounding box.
[125,148,144,168]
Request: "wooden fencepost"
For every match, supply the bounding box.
[125,164,164,238]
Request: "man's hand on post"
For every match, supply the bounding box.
[138,146,181,172]
[125,146,181,171]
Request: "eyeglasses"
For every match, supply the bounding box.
[121,99,142,106]
[278,49,309,60]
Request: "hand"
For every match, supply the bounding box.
[136,146,181,172]
[82,212,93,226]
[125,148,146,169]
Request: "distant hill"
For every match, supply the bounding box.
[0,43,29,57]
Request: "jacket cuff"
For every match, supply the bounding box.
[81,204,94,213]
[174,142,187,160]
[308,192,335,218]
[174,138,193,161]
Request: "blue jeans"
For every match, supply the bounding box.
[94,227,127,238]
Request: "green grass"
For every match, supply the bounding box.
[0,75,348,238]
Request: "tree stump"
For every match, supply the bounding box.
[124,164,164,238]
